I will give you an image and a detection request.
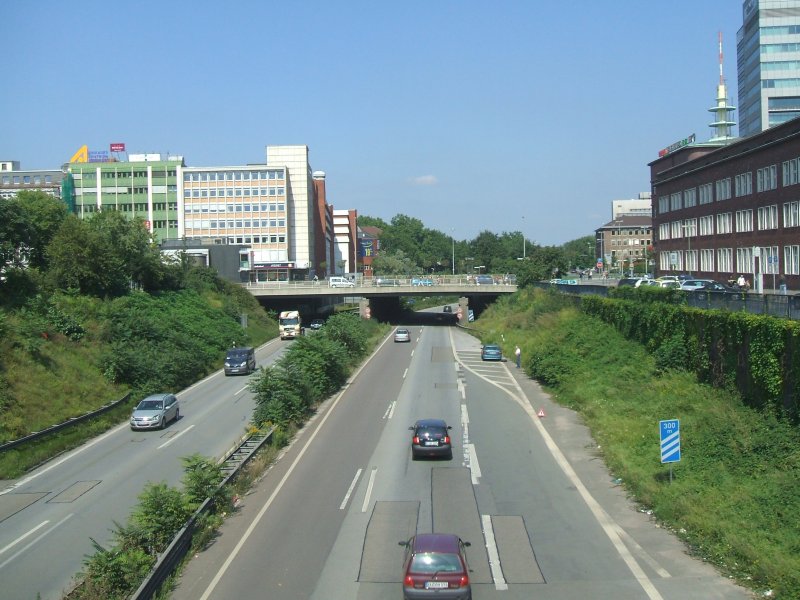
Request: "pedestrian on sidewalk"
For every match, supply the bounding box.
[515,345,521,368]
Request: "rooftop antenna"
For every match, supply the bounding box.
[708,31,736,141]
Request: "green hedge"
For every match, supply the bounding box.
[580,295,800,422]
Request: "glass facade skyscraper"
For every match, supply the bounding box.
[737,0,800,137]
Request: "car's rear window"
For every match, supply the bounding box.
[410,552,463,574]
[417,426,446,438]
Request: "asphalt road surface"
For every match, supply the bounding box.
[170,322,753,600]
[0,340,290,600]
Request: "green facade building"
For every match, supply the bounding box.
[68,155,184,242]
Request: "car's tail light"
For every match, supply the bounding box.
[404,575,414,587]
[444,435,450,444]
[413,436,420,444]
[459,574,469,587]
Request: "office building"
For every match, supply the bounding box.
[0,160,64,200]
[737,0,800,137]
[611,193,652,220]
[651,115,800,292]
[595,216,652,275]
[68,153,183,243]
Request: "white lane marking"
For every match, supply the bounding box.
[461,404,469,425]
[402,368,408,379]
[481,514,509,590]
[0,422,129,496]
[157,424,195,450]
[236,385,249,395]
[340,469,363,510]
[0,521,49,556]
[0,514,73,570]
[197,335,394,600]
[411,350,415,357]
[361,467,378,513]
[450,328,666,600]
[467,443,481,484]
[382,401,397,420]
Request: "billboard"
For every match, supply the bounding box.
[110,143,126,152]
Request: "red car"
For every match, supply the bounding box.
[399,533,472,599]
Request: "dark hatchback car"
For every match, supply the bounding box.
[481,344,502,361]
[399,533,472,600]
[410,419,453,460]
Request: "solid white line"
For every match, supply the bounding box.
[402,368,408,379]
[196,335,393,600]
[340,469,363,510]
[0,514,73,570]
[361,467,378,513]
[157,424,195,450]
[0,521,49,556]
[236,385,249,395]
[449,328,665,600]
[481,515,509,590]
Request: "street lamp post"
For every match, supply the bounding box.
[451,230,455,276]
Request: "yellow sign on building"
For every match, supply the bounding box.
[69,145,88,163]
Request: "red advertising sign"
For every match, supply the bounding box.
[110,143,126,152]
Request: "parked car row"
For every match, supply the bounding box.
[618,275,744,293]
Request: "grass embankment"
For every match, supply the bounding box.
[0,285,277,479]
[476,287,800,599]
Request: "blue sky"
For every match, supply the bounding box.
[3,1,742,245]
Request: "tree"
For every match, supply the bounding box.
[0,191,68,272]
[370,249,420,277]
[46,211,165,297]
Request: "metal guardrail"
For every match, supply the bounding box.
[129,427,273,600]
[0,392,132,453]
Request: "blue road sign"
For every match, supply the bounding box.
[660,419,681,464]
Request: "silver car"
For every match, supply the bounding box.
[130,393,179,430]
[394,328,411,343]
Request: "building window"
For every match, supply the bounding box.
[757,205,779,230]
[785,245,800,275]
[717,248,733,273]
[683,187,697,208]
[757,165,778,192]
[736,209,754,232]
[735,172,752,197]
[783,157,800,186]
[699,215,714,236]
[783,201,800,227]
[670,192,681,211]
[671,221,682,238]
[736,247,754,274]
[685,250,697,273]
[700,249,714,272]
[659,223,670,240]
[683,218,697,237]
[715,178,731,201]
[699,183,713,205]
[716,212,733,234]
[658,196,669,213]
[760,246,780,274]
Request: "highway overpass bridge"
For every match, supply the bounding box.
[242,277,517,322]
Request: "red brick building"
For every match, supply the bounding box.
[650,117,800,292]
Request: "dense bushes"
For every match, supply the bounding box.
[99,289,267,396]
[75,455,227,600]
[251,313,378,428]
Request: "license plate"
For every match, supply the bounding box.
[425,441,438,446]
[425,581,448,589]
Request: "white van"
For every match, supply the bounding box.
[329,276,355,288]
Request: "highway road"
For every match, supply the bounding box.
[171,317,752,600]
[0,339,291,600]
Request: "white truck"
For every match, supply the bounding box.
[278,310,303,340]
